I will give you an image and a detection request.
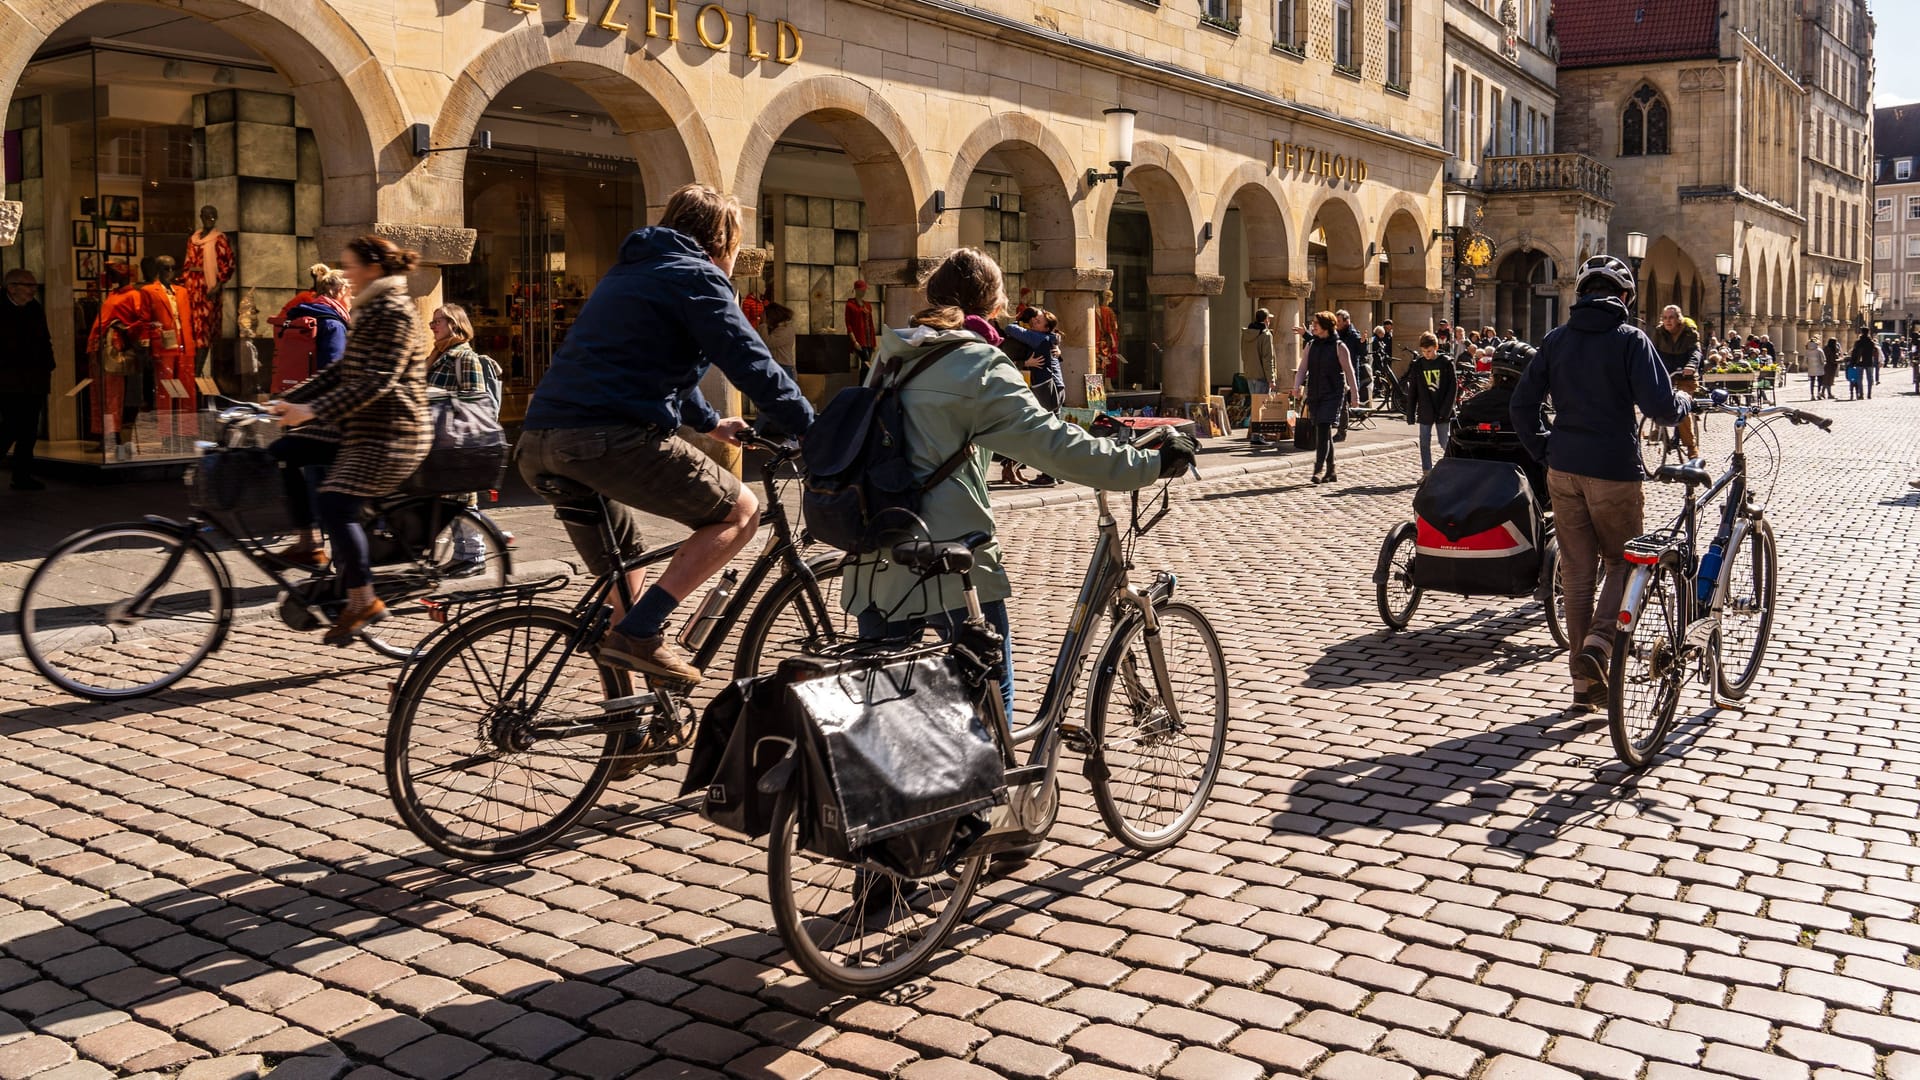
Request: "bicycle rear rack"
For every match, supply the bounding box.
[420,573,573,624]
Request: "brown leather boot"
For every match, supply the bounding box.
[595,630,704,684]
[323,598,387,647]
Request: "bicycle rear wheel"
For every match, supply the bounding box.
[1085,600,1228,852]
[1637,415,1674,478]
[1608,561,1687,769]
[362,502,511,662]
[1375,523,1422,631]
[1543,538,1571,651]
[386,605,625,861]
[1713,516,1777,700]
[766,786,983,994]
[18,524,229,700]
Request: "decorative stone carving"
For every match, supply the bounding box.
[1679,67,1727,92]
[314,223,478,267]
[1500,1,1520,60]
[733,246,771,278]
[0,201,22,247]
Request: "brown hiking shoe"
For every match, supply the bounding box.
[596,630,704,685]
[323,599,388,647]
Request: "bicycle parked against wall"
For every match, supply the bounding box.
[383,431,849,861]
[16,402,512,700]
[767,428,1229,994]
[1607,397,1831,768]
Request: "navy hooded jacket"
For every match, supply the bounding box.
[523,227,814,438]
[283,300,348,371]
[1510,294,1688,482]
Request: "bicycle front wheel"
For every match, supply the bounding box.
[731,555,852,679]
[1637,415,1673,478]
[1085,600,1229,852]
[1608,561,1688,769]
[1713,516,1777,700]
[1376,523,1421,631]
[386,605,625,861]
[18,524,229,700]
[766,786,983,995]
[362,502,512,662]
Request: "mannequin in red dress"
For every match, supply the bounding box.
[844,280,877,376]
[86,264,148,461]
[182,205,234,379]
[1095,288,1122,383]
[140,256,198,454]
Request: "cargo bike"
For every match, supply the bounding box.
[1372,363,1573,650]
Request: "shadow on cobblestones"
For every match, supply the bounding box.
[0,663,395,731]
[1304,615,1559,688]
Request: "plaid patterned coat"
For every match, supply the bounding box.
[283,275,429,497]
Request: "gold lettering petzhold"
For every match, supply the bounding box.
[511,0,801,63]
[1271,139,1369,185]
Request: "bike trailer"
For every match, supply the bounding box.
[1411,457,1542,597]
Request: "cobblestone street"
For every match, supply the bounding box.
[0,394,1916,1080]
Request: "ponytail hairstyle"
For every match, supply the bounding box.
[910,248,1007,330]
[344,235,419,276]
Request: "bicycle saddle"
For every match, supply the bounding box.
[892,531,993,575]
[530,473,596,499]
[1654,462,1714,487]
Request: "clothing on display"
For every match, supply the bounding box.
[182,207,235,371]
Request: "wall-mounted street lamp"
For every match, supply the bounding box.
[1715,252,1734,338]
[1625,231,1648,276]
[410,123,493,158]
[1085,108,1138,189]
[931,191,1002,216]
[1813,277,1831,326]
[1440,191,1472,328]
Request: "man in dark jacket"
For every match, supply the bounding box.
[519,184,814,686]
[1512,255,1689,713]
[0,269,54,490]
[1334,309,1368,434]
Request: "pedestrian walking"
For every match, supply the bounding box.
[1334,309,1368,435]
[0,268,54,490]
[1292,310,1361,484]
[1847,328,1873,401]
[425,303,503,571]
[1510,255,1689,713]
[268,235,433,645]
[1002,305,1065,487]
[1650,305,1702,458]
[1403,332,1457,473]
[1867,336,1881,399]
[1822,338,1841,400]
[1240,308,1277,389]
[1802,336,1824,400]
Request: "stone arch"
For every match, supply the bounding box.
[1087,138,1202,276]
[1299,188,1369,296]
[0,0,406,223]
[733,74,933,262]
[943,111,1088,271]
[1376,194,1431,290]
[432,23,721,219]
[1213,165,1292,283]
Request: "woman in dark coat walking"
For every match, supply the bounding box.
[1291,309,1361,484]
[1821,337,1841,400]
[269,236,431,644]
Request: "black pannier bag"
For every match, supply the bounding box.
[406,391,508,495]
[680,676,798,840]
[1410,457,1542,597]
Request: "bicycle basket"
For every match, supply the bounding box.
[189,446,281,514]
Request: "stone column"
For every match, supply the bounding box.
[1148,273,1226,407]
[1556,277,1579,329]
[1028,267,1113,407]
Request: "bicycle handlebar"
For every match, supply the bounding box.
[1690,395,1834,432]
[736,427,802,458]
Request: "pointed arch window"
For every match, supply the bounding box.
[1621,85,1670,156]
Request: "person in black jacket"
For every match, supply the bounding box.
[1404,332,1457,473]
[518,184,815,685]
[1511,255,1689,714]
[0,269,54,490]
[1334,310,1369,432]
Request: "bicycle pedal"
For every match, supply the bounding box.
[1059,724,1093,754]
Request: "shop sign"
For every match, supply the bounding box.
[1271,140,1369,185]
[511,0,803,63]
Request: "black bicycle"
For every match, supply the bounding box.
[1608,398,1831,767]
[16,402,511,700]
[384,432,849,861]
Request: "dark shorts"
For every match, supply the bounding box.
[516,425,742,577]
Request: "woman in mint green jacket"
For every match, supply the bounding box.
[844,248,1195,717]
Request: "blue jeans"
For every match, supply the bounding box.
[1419,420,1451,471]
[856,599,1014,721]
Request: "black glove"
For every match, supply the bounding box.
[1156,432,1198,478]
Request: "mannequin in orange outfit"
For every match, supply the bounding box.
[87,263,149,460]
[139,255,197,454]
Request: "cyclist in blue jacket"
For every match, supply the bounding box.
[1511,255,1690,713]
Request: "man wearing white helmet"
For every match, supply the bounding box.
[1511,254,1691,714]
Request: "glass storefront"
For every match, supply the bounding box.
[1106,195,1165,390]
[443,143,643,423]
[5,26,319,468]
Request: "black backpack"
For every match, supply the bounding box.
[802,341,974,553]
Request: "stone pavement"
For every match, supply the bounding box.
[0,393,1915,1080]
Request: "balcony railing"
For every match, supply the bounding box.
[1480,153,1614,202]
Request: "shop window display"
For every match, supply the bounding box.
[5,35,321,468]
